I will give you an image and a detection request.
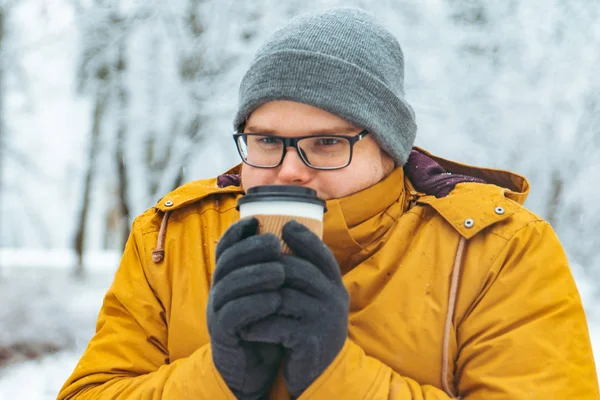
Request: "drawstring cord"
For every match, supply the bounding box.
[441,236,467,398]
[152,211,171,263]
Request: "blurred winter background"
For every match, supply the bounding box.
[0,0,599,397]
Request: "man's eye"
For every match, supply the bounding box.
[316,138,340,146]
[260,137,279,144]
[253,136,279,145]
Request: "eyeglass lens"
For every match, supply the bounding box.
[237,135,352,169]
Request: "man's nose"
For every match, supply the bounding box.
[277,147,312,183]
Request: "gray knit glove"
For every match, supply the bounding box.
[239,220,350,398]
[207,217,285,400]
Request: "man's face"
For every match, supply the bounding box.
[240,101,395,200]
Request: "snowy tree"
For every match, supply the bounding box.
[441,0,600,275]
[0,0,53,251]
[71,0,134,276]
[68,0,277,271]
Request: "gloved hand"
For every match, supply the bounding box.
[239,220,350,398]
[207,217,285,400]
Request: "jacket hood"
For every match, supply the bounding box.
[409,147,530,204]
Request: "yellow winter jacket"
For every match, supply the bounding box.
[58,150,599,399]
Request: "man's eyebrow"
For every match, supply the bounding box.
[244,125,359,134]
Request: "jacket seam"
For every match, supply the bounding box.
[456,219,553,328]
[469,219,539,287]
[129,217,168,341]
[383,209,400,223]
[362,362,387,399]
[505,197,540,220]
[141,204,237,235]
[404,205,429,220]
[484,213,544,241]
[168,205,237,225]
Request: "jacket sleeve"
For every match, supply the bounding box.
[298,339,455,399]
[298,220,599,399]
[57,217,236,400]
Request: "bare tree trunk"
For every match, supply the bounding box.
[0,7,4,270]
[172,167,185,191]
[73,85,108,277]
[170,115,203,191]
[546,169,563,229]
[0,7,4,154]
[115,39,130,250]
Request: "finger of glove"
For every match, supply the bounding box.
[238,342,283,397]
[239,288,327,347]
[281,256,333,300]
[210,262,285,311]
[213,233,281,283]
[279,287,324,320]
[281,220,342,283]
[238,342,283,400]
[239,314,302,347]
[242,341,283,370]
[284,336,323,398]
[215,291,281,338]
[212,342,281,400]
[215,217,258,260]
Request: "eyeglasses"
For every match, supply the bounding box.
[233,130,369,170]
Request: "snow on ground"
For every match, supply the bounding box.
[0,256,598,399]
[0,264,115,399]
[0,351,84,400]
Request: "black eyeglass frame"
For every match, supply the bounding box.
[232,129,369,170]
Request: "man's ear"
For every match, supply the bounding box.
[381,148,397,175]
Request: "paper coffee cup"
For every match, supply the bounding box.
[237,185,326,253]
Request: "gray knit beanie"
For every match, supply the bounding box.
[233,7,417,166]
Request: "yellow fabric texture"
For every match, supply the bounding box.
[58,155,599,399]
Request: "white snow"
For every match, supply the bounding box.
[0,352,84,400]
[0,265,114,399]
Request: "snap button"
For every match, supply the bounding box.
[164,200,174,207]
[464,218,475,228]
[495,206,505,215]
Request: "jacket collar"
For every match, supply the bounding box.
[414,147,530,202]
[323,167,408,274]
[154,165,243,212]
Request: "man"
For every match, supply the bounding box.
[58,7,598,400]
